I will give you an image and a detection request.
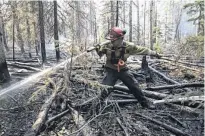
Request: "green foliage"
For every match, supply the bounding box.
[180,35,204,58]
[184,0,204,35]
[154,40,162,53]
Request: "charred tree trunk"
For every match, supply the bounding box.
[0,17,9,51]
[0,27,10,83]
[149,0,153,58]
[153,2,157,45]
[136,0,140,44]
[13,3,25,54]
[94,15,97,43]
[38,1,46,63]
[26,2,32,58]
[165,12,167,44]
[89,1,93,35]
[0,3,8,51]
[31,1,39,56]
[123,1,126,28]
[174,9,182,42]
[116,1,119,27]
[54,1,60,62]
[107,17,110,31]
[12,8,15,61]
[76,1,81,44]
[111,1,115,28]
[129,0,132,42]
[144,1,146,46]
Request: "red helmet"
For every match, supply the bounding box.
[106,27,126,41]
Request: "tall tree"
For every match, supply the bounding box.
[123,1,126,28]
[12,7,15,61]
[129,0,132,42]
[174,7,182,42]
[150,0,153,57]
[144,1,146,46]
[0,6,9,51]
[13,2,25,54]
[116,1,119,26]
[31,1,39,55]
[89,1,93,35]
[54,0,60,62]
[153,1,157,45]
[164,12,167,44]
[25,2,32,58]
[38,1,46,63]
[111,1,115,28]
[76,1,81,44]
[136,0,140,44]
[0,25,10,83]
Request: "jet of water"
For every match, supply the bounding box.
[0,52,87,97]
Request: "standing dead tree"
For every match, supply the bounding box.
[38,1,46,63]
[129,0,132,42]
[0,21,10,82]
[12,2,25,54]
[54,0,60,62]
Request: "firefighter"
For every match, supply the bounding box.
[95,27,162,109]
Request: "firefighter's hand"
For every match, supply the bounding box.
[155,52,163,59]
[95,44,100,49]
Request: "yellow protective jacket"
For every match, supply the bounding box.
[96,40,157,70]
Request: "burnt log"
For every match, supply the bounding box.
[161,57,204,68]
[69,106,94,136]
[7,61,41,67]
[8,63,41,71]
[133,112,191,136]
[146,82,204,91]
[153,96,204,104]
[27,79,63,136]
[114,85,167,99]
[148,66,192,92]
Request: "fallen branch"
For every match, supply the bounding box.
[6,58,39,63]
[146,82,204,91]
[7,61,41,67]
[45,109,70,125]
[160,57,204,68]
[69,106,94,136]
[8,63,41,71]
[116,117,130,136]
[165,103,202,115]
[114,85,167,99]
[133,112,190,136]
[148,66,192,92]
[153,96,204,104]
[167,114,186,128]
[68,104,113,136]
[148,66,179,84]
[107,99,138,103]
[111,93,134,99]
[31,79,64,135]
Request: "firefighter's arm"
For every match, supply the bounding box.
[95,40,110,57]
[126,42,161,58]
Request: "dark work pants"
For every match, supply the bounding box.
[102,67,147,103]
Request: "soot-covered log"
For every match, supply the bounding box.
[133,112,191,136]
[146,82,204,91]
[114,85,167,99]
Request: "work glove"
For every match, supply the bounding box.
[95,44,101,52]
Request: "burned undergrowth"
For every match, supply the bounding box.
[0,53,204,136]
